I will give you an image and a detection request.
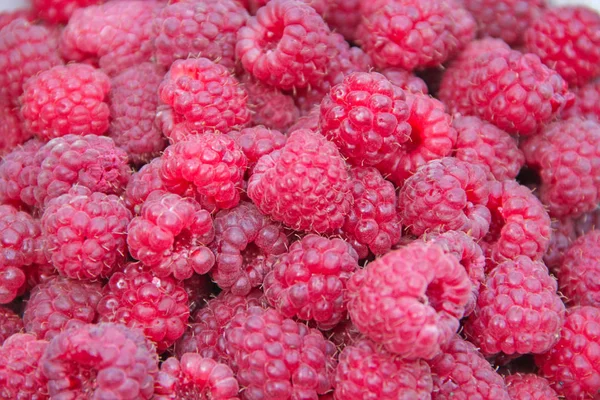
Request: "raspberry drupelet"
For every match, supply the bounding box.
[0,139,43,209]
[0,305,23,345]
[557,230,600,307]
[505,374,559,400]
[227,127,287,172]
[0,104,33,157]
[562,78,600,121]
[0,333,49,399]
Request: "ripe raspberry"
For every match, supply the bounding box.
[42,322,158,399]
[0,139,43,208]
[544,217,577,271]
[505,374,559,400]
[325,0,361,41]
[248,129,352,233]
[380,68,429,94]
[341,167,401,259]
[428,335,510,400]
[34,134,131,207]
[60,1,162,76]
[227,127,287,171]
[0,104,33,157]
[335,338,432,399]
[23,276,102,341]
[522,118,600,218]
[0,333,48,399]
[236,0,333,90]
[223,306,336,398]
[562,79,600,121]
[0,305,23,345]
[453,115,525,181]
[127,191,215,280]
[557,230,600,307]
[154,0,248,69]
[108,63,167,166]
[32,0,102,23]
[347,241,471,359]
[155,353,239,400]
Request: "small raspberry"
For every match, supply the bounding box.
[0,139,43,208]
[544,217,577,271]
[557,230,600,307]
[227,126,287,172]
[0,333,48,399]
[127,191,215,280]
[32,0,102,23]
[380,67,429,94]
[562,79,600,121]
[505,374,559,400]
[0,104,33,156]
[23,276,102,340]
[347,241,471,360]
[325,0,361,41]
[0,305,23,345]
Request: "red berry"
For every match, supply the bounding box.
[0,104,33,157]
[0,333,49,399]
[562,78,600,121]
[227,126,287,172]
[0,9,35,30]
[380,67,429,94]
[505,373,559,400]
[325,0,361,41]
[544,217,577,272]
[288,107,319,133]
[0,139,43,208]
[557,230,600,307]
[0,305,23,345]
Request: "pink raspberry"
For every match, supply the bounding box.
[453,115,525,181]
[544,217,577,271]
[505,374,559,400]
[522,118,600,218]
[0,139,43,208]
[0,104,33,156]
[127,191,215,280]
[23,276,102,340]
[562,79,600,121]
[108,63,167,166]
[32,0,102,23]
[557,230,600,307]
[335,338,432,399]
[41,186,131,280]
[428,335,510,400]
[0,333,49,399]
[380,67,429,94]
[325,0,361,41]
[0,305,23,345]
[42,323,159,399]
[347,241,471,360]
[227,126,287,171]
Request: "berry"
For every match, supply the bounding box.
[347,241,471,360]
[505,374,559,400]
[23,276,102,340]
[0,305,23,345]
[544,217,577,271]
[127,191,215,280]
[42,323,159,399]
[41,186,131,280]
[248,129,352,233]
[335,338,433,400]
[288,107,319,133]
[557,230,600,307]
[0,139,43,208]
[380,67,429,94]
[0,104,33,157]
[227,127,287,171]
[562,78,600,121]
[0,333,49,399]
[325,0,361,41]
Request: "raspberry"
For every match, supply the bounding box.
[325,0,361,41]
[236,0,334,90]
[34,134,131,207]
[505,374,559,400]
[288,107,319,133]
[380,68,429,95]
[0,104,33,157]
[522,118,600,218]
[341,167,401,259]
[347,241,471,359]
[562,79,600,121]
[59,1,162,76]
[248,129,352,233]
[399,157,491,240]
[23,276,102,340]
[108,63,167,166]
[223,306,336,398]
[127,191,215,280]
[453,115,525,181]
[544,217,577,271]
[41,186,131,280]
[0,333,49,399]
[158,58,250,137]
[335,338,432,399]
[428,335,510,400]
[0,305,23,345]
[0,139,43,208]
[42,322,159,399]
[154,0,249,69]
[227,126,287,171]
[22,262,59,294]
[557,230,600,307]
[155,353,240,400]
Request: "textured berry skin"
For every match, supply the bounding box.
[227,127,287,171]
[505,374,559,400]
[544,217,577,271]
[429,335,510,400]
[236,0,333,90]
[123,158,180,215]
[563,79,600,121]
[465,256,565,356]
[0,305,23,345]
[108,63,166,166]
[23,276,102,341]
[453,115,525,181]
[522,118,600,218]
[0,333,49,400]
[160,134,247,211]
[223,306,336,399]
[154,0,248,69]
[41,186,131,280]
[0,9,35,30]
[0,139,43,208]
[399,157,491,240]
[288,107,319,133]
[247,0,329,15]
[380,68,429,94]
[557,230,600,307]
[32,0,102,23]
[525,6,600,87]
[34,134,131,207]
[127,191,215,280]
[60,1,162,76]
[347,241,471,360]
[42,323,159,399]
[0,104,33,157]
[326,0,361,41]
[155,353,240,400]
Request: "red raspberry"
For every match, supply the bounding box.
[522,118,600,218]
[42,322,158,399]
[288,106,319,133]
[155,353,240,400]
[335,338,432,399]
[347,241,471,360]
[0,333,49,399]
[227,127,287,171]
[562,79,600,121]
[428,335,510,400]
[154,0,248,69]
[59,1,162,76]
[0,104,33,157]
[453,115,525,181]
[544,217,577,272]
[108,63,167,166]
[380,68,429,94]
[248,129,352,233]
[325,0,361,41]
[0,139,43,208]
[23,276,102,341]
[505,374,559,400]
[0,305,23,345]
[341,166,401,259]
[127,191,215,280]
[236,0,333,90]
[557,230,600,307]
[223,306,336,399]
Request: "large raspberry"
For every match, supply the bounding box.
[127,191,215,280]
[23,276,102,341]
[227,127,287,172]
[557,230,600,307]
[0,333,48,399]
[42,323,159,399]
[0,305,23,345]
[562,78,600,121]
[0,139,43,209]
[0,104,33,157]
[505,374,559,400]
[347,241,471,360]
[380,68,429,94]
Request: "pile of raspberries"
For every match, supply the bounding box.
[2,0,600,398]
